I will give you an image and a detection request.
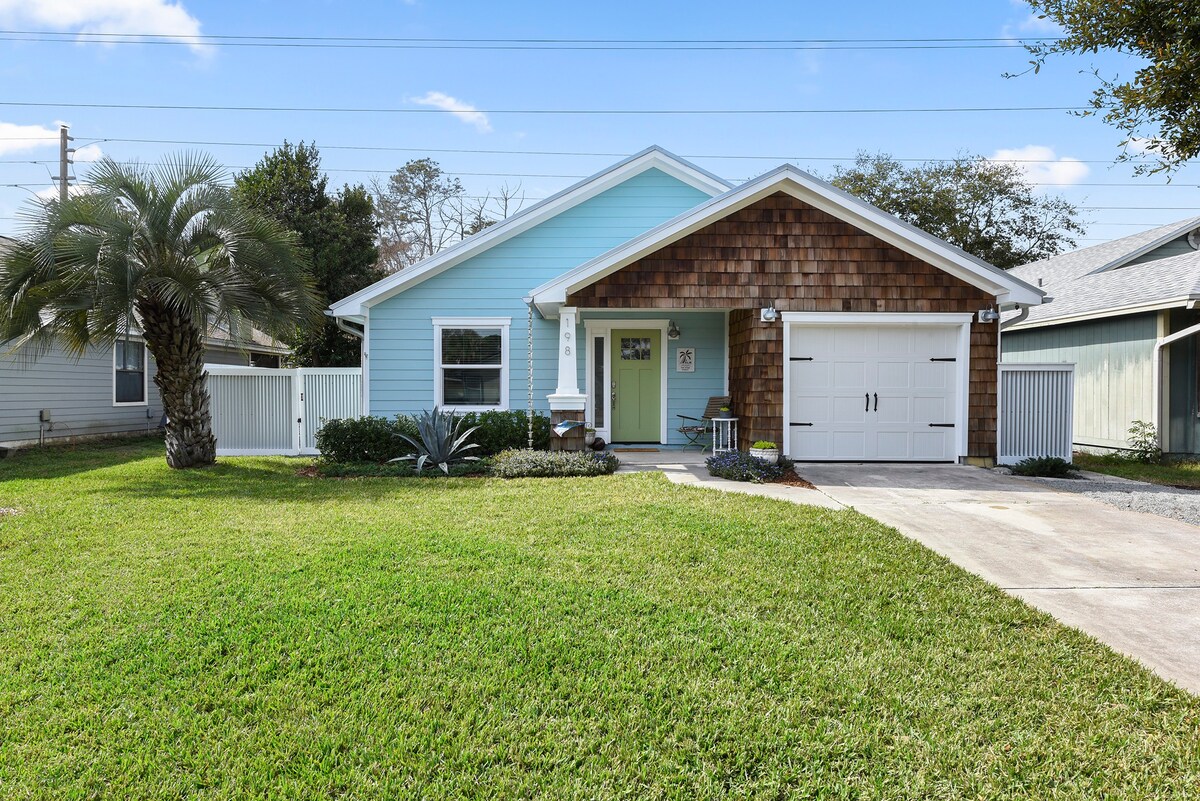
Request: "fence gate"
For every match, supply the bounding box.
[997,362,1075,465]
[206,365,362,456]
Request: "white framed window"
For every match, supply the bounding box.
[113,340,148,406]
[432,317,510,411]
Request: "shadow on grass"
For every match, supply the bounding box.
[0,435,167,482]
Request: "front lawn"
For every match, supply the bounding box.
[1074,452,1200,488]
[2,438,1197,798]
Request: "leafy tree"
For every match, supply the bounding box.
[829,153,1085,268]
[0,155,320,468]
[233,142,381,366]
[373,158,522,272]
[1021,1,1200,174]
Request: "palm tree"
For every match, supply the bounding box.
[0,154,321,468]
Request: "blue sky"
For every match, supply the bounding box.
[1,0,1196,249]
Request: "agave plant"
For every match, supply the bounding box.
[390,407,481,474]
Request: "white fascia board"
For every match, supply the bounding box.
[1004,296,1199,331]
[327,146,731,319]
[529,164,1045,308]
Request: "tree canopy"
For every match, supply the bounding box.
[0,154,320,468]
[829,153,1085,269]
[373,159,523,273]
[233,142,381,366]
[1021,0,1200,173]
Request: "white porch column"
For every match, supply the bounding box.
[547,306,586,410]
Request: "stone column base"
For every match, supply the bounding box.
[550,409,586,452]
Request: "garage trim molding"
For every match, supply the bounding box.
[781,312,975,461]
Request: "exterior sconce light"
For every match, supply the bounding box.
[667,320,681,340]
[760,305,779,323]
[977,308,1000,323]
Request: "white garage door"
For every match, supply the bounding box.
[787,324,960,461]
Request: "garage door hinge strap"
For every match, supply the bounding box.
[930,357,956,362]
[928,423,955,427]
[790,422,814,427]
[790,357,814,361]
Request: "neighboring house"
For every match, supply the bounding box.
[0,235,290,448]
[1003,216,1200,455]
[330,147,1043,463]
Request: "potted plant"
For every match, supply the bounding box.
[716,405,733,419]
[749,440,779,464]
[584,426,596,446]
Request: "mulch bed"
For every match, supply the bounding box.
[774,471,816,489]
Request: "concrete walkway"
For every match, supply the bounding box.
[797,463,1200,695]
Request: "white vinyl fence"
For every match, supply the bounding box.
[997,362,1075,465]
[206,365,362,456]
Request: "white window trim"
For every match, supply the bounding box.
[432,317,511,412]
[112,339,149,407]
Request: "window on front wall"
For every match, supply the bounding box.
[434,320,509,410]
[113,340,146,405]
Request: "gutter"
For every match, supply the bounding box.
[329,311,365,340]
[1152,321,1200,447]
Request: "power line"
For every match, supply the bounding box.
[0,101,1086,116]
[0,30,1060,51]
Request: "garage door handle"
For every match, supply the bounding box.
[865,393,869,412]
[873,392,878,412]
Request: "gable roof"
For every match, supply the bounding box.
[529,164,1045,314]
[328,146,731,321]
[1005,216,1200,330]
[1008,215,1200,288]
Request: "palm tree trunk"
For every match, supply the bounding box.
[138,302,217,469]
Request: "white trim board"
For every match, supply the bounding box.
[530,165,1044,316]
[328,147,730,321]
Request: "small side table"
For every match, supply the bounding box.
[712,417,738,455]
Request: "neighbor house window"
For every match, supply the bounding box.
[433,317,510,411]
[113,340,146,405]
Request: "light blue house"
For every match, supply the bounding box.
[331,148,1042,462]
[1003,216,1200,455]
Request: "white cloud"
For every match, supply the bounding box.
[34,182,94,200]
[0,0,210,55]
[412,91,492,133]
[0,122,62,157]
[72,143,104,162]
[988,145,1089,187]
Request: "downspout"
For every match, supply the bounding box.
[1152,320,1200,449]
[329,313,367,414]
[1000,305,1029,331]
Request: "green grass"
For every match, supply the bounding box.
[1,437,1198,799]
[1074,452,1200,488]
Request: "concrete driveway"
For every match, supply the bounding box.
[797,463,1200,694]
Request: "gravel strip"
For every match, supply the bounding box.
[1014,473,1200,527]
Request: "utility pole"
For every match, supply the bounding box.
[56,124,74,202]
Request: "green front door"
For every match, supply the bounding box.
[611,329,662,442]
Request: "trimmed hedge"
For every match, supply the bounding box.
[491,449,620,479]
[314,416,410,463]
[706,451,793,484]
[316,410,550,462]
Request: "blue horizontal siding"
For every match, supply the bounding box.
[368,168,713,420]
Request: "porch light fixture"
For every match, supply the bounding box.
[977,307,1000,323]
[760,304,779,323]
[667,320,681,340]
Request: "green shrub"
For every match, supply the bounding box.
[751,441,778,450]
[1127,420,1162,463]
[458,410,551,455]
[316,460,490,478]
[491,449,620,478]
[315,416,412,463]
[1010,456,1074,478]
[706,451,792,483]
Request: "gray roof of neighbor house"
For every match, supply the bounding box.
[1005,216,1200,329]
